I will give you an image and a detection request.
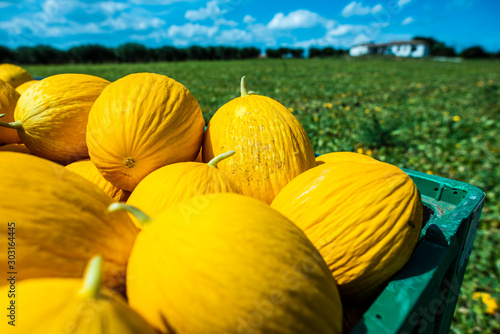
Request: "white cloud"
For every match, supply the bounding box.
[401,17,414,25]
[215,28,253,44]
[101,11,165,31]
[216,18,238,27]
[327,25,354,37]
[398,0,412,7]
[130,0,195,4]
[167,23,218,39]
[267,9,334,30]
[97,1,131,15]
[341,2,384,17]
[243,15,255,24]
[185,0,226,21]
[371,4,383,13]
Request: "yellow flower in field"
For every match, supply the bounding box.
[325,102,333,109]
[426,171,433,175]
[313,116,319,122]
[375,106,382,112]
[365,149,373,156]
[358,92,363,96]
[345,106,350,111]
[409,99,414,104]
[341,93,346,98]
[357,147,363,154]
[365,109,370,114]
[453,115,461,122]
[288,107,294,113]
[476,81,484,87]
[455,143,461,148]
[472,292,499,315]
[319,129,324,135]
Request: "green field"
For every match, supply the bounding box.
[25,58,500,333]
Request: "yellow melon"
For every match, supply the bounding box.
[111,194,343,333]
[15,79,39,95]
[0,63,33,88]
[271,161,423,304]
[127,150,240,219]
[203,77,316,204]
[0,152,138,294]
[66,159,130,202]
[0,79,20,144]
[0,256,157,333]
[0,74,110,164]
[87,72,205,192]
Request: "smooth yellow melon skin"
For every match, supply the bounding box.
[66,159,130,202]
[127,160,241,219]
[11,73,110,163]
[126,193,343,334]
[271,161,423,304]
[0,257,157,334]
[0,79,21,144]
[316,151,377,166]
[87,72,205,192]
[0,63,33,88]
[203,83,316,204]
[0,152,138,294]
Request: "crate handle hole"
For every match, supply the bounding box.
[453,191,458,195]
[434,187,438,191]
[375,314,383,319]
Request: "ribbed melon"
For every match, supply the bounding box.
[203,77,316,204]
[271,161,423,304]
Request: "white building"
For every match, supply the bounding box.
[349,41,430,58]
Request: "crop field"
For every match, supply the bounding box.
[25,57,500,332]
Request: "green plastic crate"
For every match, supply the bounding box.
[349,168,485,334]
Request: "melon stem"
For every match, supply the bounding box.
[240,76,248,96]
[78,255,102,299]
[0,114,22,129]
[208,150,235,168]
[108,202,153,227]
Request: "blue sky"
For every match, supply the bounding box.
[0,0,499,52]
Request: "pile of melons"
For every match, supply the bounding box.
[0,63,423,334]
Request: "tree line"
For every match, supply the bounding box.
[0,38,498,65]
[0,43,350,64]
[0,43,263,64]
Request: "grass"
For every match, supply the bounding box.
[25,57,500,332]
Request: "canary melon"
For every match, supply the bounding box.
[0,63,32,88]
[111,193,343,334]
[0,152,138,294]
[271,161,423,304]
[0,74,110,164]
[0,256,157,333]
[127,150,240,219]
[66,159,130,202]
[0,79,20,144]
[316,151,377,166]
[203,77,316,204]
[15,79,39,95]
[87,72,205,192]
